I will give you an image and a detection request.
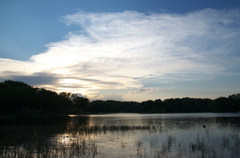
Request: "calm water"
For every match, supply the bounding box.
[1,113,240,158]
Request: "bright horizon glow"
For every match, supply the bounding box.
[59,79,89,85]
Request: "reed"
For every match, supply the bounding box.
[1,121,240,158]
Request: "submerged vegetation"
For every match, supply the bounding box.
[0,119,240,158]
[0,125,98,158]
[0,80,240,113]
[152,132,240,158]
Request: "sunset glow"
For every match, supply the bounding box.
[1,0,240,101]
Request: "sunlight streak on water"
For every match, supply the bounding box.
[1,113,240,157]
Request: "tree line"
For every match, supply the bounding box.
[0,80,239,113]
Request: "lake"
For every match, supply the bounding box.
[1,113,240,158]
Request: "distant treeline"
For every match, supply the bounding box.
[0,80,240,113]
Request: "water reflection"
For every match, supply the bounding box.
[1,113,240,158]
[69,115,79,126]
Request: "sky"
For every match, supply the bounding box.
[0,0,240,102]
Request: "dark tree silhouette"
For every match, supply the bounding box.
[0,80,239,113]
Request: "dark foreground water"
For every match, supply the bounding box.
[1,113,240,158]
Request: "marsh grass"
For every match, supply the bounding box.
[1,120,240,158]
[0,127,98,158]
[153,131,240,158]
[1,125,240,158]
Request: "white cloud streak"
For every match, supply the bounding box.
[0,9,240,100]
[92,93,124,101]
[129,88,170,94]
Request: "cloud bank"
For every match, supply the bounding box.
[1,9,240,100]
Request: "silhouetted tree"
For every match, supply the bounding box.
[0,80,239,113]
[71,95,89,110]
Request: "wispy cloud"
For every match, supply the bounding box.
[0,9,240,100]
[92,93,124,101]
[129,87,171,94]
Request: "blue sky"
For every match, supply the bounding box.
[0,0,240,101]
